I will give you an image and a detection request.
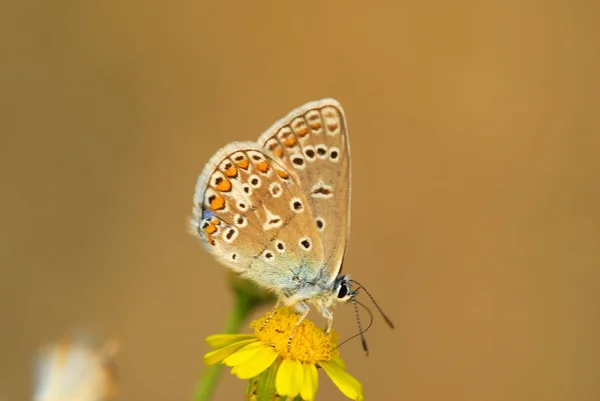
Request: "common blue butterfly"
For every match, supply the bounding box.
[192,99,391,349]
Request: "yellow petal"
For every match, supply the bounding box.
[300,363,319,401]
[231,346,278,379]
[203,339,257,365]
[222,341,265,366]
[320,360,364,401]
[275,358,303,397]
[206,334,255,348]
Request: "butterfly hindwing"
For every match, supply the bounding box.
[192,142,325,292]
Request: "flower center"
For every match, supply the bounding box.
[250,308,339,364]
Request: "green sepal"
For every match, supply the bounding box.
[245,359,285,401]
[258,359,281,401]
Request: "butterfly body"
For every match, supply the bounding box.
[192,99,353,332]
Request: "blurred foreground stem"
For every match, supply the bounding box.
[192,291,253,401]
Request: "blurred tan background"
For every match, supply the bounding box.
[2,1,600,400]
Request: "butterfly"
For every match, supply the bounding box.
[191,99,392,350]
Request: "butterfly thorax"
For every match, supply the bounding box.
[280,273,353,312]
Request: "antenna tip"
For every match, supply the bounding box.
[361,338,369,356]
[383,315,395,329]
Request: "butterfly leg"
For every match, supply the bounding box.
[318,304,334,334]
[287,301,310,350]
[259,297,285,331]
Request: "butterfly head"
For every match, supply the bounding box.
[312,274,354,313]
[333,274,354,303]
[329,275,394,355]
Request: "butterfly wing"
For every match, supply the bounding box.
[192,141,325,293]
[257,99,351,284]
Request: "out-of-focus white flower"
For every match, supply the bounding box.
[33,331,119,401]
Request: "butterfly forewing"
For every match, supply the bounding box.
[193,141,325,291]
[257,99,351,282]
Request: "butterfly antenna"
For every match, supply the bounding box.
[334,298,374,354]
[353,297,369,355]
[350,280,394,329]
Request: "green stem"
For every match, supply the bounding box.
[192,292,253,401]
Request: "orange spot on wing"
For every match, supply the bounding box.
[310,122,321,130]
[211,218,221,225]
[236,159,249,170]
[327,123,339,131]
[283,136,297,147]
[207,236,215,246]
[255,160,270,173]
[276,169,289,179]
[296,127,308,136]
[224,166,238,177]
[210,195,225,211]
[217,178,232,191]
[268,141,283,157]
[203,224,217,234]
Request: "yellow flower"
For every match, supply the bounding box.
[204,308,364,401]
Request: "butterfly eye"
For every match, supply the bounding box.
[337,282,348,299]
